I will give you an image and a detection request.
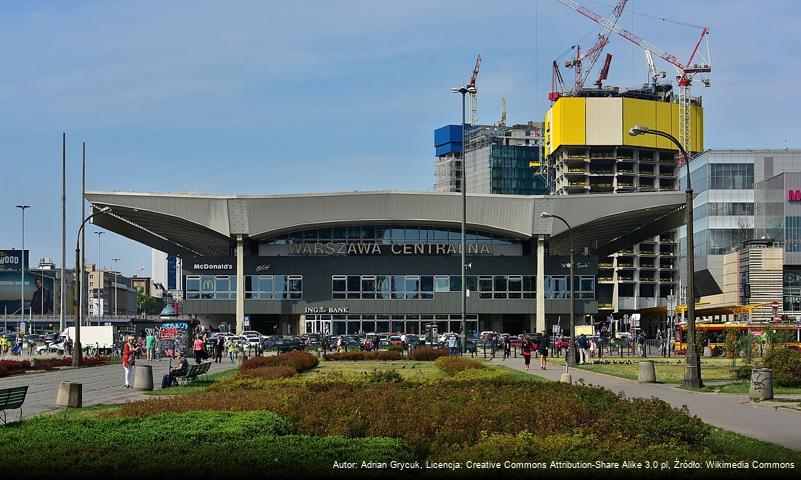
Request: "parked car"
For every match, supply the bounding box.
[274,337,304,353]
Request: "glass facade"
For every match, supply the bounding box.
[261,225,518,246]
[185,275,303,300]
[305,313,480,335]
[464,125,548,195]
[330,274,594,300]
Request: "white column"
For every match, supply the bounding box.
[235,235,245,334]
[536,235,546,333]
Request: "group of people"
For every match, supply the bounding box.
[121,334,191,389]
[518,331,551,371]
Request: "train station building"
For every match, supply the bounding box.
[85,190,687,336]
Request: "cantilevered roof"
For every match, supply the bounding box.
[85,190,688,258]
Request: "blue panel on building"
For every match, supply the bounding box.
[436,143,462,156]
[167,255,177,290]
[434,125,465,147]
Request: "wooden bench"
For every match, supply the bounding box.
[198,362,212,380]
[0,386,28,424]
[175,364,202,386]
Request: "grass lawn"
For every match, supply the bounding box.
[145,369,237,396]
[717,381,801,395]
[548,356,739,383]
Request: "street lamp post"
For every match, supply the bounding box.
[541,212,575,371]
[112,258,120,317]
[95,231,104,325]
[74,207,111,366]
[452,83,476,353]
[16,205,30,328]
[628,124,702,388]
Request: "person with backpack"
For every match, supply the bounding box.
[538,331,550,370]
[503,336,511,360]
[577,333,589,365]
[521,335,534,371]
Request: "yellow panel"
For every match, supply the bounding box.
[655,101,674,150]
[622,98,658,148]
[692,105,704,152]
[559,97,586,147]
[586,97,622,145]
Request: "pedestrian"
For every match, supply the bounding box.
[154,335,161,361]
[638,332,647,357]
[336,335,343,353]
[538,330,550,370]
[503,335,511,360]
[214,335,224,363]
[226,337,237,364]
[656,330,664,355]
[0,335,9,356]
[122,336,136,388]
[193,335,205,364]
[589,336,597,358]
[145,332,155,361]
[577,333,589,364]
[447,334,458,356]
[521,335,534,371]
[400,333,407,353]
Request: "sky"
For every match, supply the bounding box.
[1,0,799,277]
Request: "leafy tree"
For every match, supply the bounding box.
[136,288,160,315]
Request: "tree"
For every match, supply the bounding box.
[136,288,160,315]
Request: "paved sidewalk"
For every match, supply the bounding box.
[491,357,801,451]
[0,358,238,419]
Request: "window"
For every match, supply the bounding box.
[186,276,200,299]
[508,276,522,299]
[200,275,214,299]
[215,276,230,300]
[478,276,493,299]
[392,275,405,299]
[420,276,434,299]
[347,275,360,299]
[405,276,420,299]
[259,275,274,300]
[332,276,346,299]
[493,275,508,299]
[274,275,287,299]
[377,275,391,299]
[288,276,302,300]
[434,275,450,293]
[361,276,376,299]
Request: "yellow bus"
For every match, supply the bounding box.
[674,322,801,356]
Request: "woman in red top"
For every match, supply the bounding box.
[521,335,534,371]
[193,336,205,364]
[122,336,137,388]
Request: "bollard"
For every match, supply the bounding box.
[134,364,154,391]
[703,346,713,358]
[237,354,249,367]
[749,368,773,401]
[560,373,572,384]
[638,361,657,383]
[56,381,82,408]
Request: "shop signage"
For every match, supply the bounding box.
[0,250,28,271]
[255,264,271,272]
[192,263,233,271]
[305,306,349,314]
[789,190,801,202]
[287,242,492,256]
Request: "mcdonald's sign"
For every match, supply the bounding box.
[201,278,215,291]
[789,190,801,202]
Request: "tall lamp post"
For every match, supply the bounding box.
[112,258,120,317]
[74,207,111,366]
[452,83,476,353]
[628,124,702,388]
[94,231,104,325]
[16,205,30,328]
[540,212,575,370]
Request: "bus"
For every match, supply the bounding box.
[674,322,801,356]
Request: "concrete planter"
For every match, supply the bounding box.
[749,368,773,400]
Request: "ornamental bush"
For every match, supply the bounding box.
[237,365,298,380]
[323,351,401,361]
[761,347,801,387]
[409,346,448,361]
[240,351,318,373]
[434,356,485,376]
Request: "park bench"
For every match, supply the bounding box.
[198,362,212,380]
[0,386,28,424]
[175,362,212,386]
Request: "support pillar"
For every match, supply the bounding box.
[235,235,245,335]
[536,235,546,333]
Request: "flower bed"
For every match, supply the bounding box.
[323,351,401,361]
[434,356,485,376]
[0,356,113,378]
[239,351,318,373]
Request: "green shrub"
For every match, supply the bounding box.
[730,365,752,381]
[363,370,404,383]
[409,346,448,361]
[0,411,412,476]
[435,356,485,376]
[761,347,801,387]
[241,351,318,373]
[450,368,511,382]
[237,365,298,380]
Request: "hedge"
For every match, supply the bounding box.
[0,411,414,476]
[409,347,448,361]
[0,356,112,377]
[237,365,298,380]
[434,356,485,376]
[240,351,318,373]
[323,351,401,361]
[761,347,801,387]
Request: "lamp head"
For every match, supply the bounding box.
[451,86,469,94]
[98,206,111,213]
[541,212,552,218]
[628,125,650,136]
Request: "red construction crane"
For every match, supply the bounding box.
[595,53,613,89]
[549,60,567,102]
[563,0,627,94]
[468,54,481,125]
[559,0,711,161]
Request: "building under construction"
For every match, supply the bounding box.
[544,87,704,320]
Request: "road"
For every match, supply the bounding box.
[0,358,238,420]
[491,357,801,451]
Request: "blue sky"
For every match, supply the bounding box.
[1,0,799,276]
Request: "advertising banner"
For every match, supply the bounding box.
[0,250,29,271]
[0,271,54,315]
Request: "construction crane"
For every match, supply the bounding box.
[549,60,567,101]
[563,0,628,94]
[468,54,482,125]
[644,50,666,92]
[595,53,613,88]
[558,0,711,164]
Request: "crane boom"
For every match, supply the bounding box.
[564,0,627,93]
[468,54,481,125]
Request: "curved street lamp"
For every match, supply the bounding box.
[541,211,575,371]
[73,206,111,366]
[628,124,702,388]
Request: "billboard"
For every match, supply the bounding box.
[0,271,54,315]
[0,250,29,271]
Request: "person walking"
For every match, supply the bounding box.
[503,335,511,360]
[638,332,647,357]
[589,336,597,358]
[521,335,534,371]
[145,332,155,361]
[336,335,344,353]
[214,335,224,363]
[447,334,458,356]
[154,335,161,361]
[226,337,237,364]
[577,333,589,365]
[538,331,550,370]
[0,335,9,356]
[122,336,136,388]
[193,335,205,364]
